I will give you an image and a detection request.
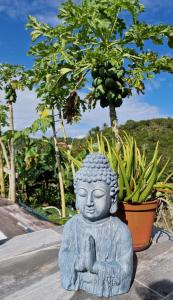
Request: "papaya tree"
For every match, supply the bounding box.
[24,59,85,216]
[26,0,173,143]
[0,64,26,202]
[0,104,8,197]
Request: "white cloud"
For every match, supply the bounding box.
[0,0,61,25]
[13,89,39,129]
[0,0,171,26]
[117,96,165,124]
[0,88,169,138]
[0,0,82,26]
[64,95,166,137]
[0,88,39,131]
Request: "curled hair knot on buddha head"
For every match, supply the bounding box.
[74,153,119,213]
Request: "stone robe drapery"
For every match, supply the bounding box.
[59,214,133,297]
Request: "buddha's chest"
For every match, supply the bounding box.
[75,221,118,261]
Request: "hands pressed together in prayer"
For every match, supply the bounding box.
[75,235,96,273]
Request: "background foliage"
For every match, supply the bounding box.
[6,117,172,209]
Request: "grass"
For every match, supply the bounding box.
[34,206,77,225]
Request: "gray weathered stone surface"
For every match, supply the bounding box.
[152,226,173,244]
[59,153,133,297]
[136,246,173,297]
[1,248,59,299]
[0,229,61,262]
[0,227,173,299]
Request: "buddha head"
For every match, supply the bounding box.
[74,153,119,222]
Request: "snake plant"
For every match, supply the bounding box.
[65,132,171,203]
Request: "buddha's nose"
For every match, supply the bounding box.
[86,192,94,207]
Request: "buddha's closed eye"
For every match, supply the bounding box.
[78,188,87,197]
[93,189,105,198]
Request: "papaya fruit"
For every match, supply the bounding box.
[100,98,109,108]
[5,90,12,99]
[122,87,129,98]
[107,67,118,79]
[114,81,122,91]
[92,77,103,87]
[104,61,112,69]
[99,66,105,77]
[8,90,16,103]
[117,94,122,100]
[91,68,99,79]
[107,90,116,101]
[116,68,125,79]
[96,84,105,95]
[115,98,123,107]
[105,78,115,89]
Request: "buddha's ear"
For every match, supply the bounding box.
[75,199,79,210]
[110,201,117,214]
[110,187,119,214]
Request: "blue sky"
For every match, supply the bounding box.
[0,0,173,137]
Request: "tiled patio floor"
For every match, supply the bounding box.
[0,227,173,300]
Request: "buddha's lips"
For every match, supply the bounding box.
[85,208,95,214]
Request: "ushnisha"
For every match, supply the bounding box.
[59,153,133,297]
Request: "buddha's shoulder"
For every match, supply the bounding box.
[110,216,131,235]
[63,214,81,229]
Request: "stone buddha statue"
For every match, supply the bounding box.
[59,153,133,297]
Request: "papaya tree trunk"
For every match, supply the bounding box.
[0,138,10,198]
[0,145,5,197]
[51,108,66,217]
[59,110,76,178]
[109,102,120,145]
[0,126,5,197]
[59,110,67,144]
[9,102,16,203]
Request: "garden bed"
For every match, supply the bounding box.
[19,200,76,225]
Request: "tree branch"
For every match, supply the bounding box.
[0,138,10,170]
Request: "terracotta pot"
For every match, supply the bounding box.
[116,200,159,252]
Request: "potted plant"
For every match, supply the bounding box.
[109,133,172,251]
[65,132,172,251]
[109,133,163,251]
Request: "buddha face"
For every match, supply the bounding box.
[76,181,111,221]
